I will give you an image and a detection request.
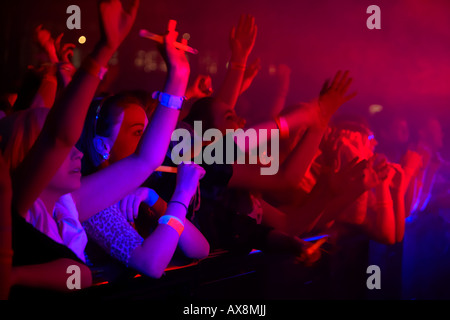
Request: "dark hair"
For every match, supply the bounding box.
[76,90,155,176]
[183,97,215,130]
[330,113,372,136]
[12,69,42,112]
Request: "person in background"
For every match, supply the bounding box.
[77,90,209,277]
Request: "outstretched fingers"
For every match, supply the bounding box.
[320,79,330,96]
[329,70,342,90]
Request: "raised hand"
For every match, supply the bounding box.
[328,157,367,195]
[99,0,140,51]
[229,14,257,64]
[318,70,357,127]
[54,33,76,64]
[34,25,58,63]
[389,163,406,193]
[362,154,390,190]
[185,74,213,100]
[157,20,190,96]
[52,33,77,86]
[160,21,189,72]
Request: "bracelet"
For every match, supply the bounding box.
[158,215,185,236]
[152,91,185,110]
[81,56,108,80]
[274,116,289,139]
[168,200,189,212]
[229,61,246,70]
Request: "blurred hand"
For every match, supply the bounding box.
[34,25,58,63]
[319,126,340,168]
[99,0,139,51]
[229,14,257,63]
[55,33,76,64]
[52,33,77,86]
[389,163,406,193]
[158,20,190,78]
[317,70,357,127]
[185,74,213,100]
[329,157,367,195]
[362,154,390,190]
[334,130,374,170]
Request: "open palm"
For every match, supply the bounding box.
[230,14,257,61]
[99,0,139,50]
[318,71,357,124]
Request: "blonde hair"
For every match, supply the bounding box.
[0,107,49,171]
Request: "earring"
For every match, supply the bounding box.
[102,153,110,160]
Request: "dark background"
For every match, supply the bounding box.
[1,0,449,155]
[1,0,449,300]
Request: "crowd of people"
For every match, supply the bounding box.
[0,0,448,300]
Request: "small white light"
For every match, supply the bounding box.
[369,104,383,115]
[182,33,191,41]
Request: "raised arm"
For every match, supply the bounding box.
[75,20,191,221]
[239,57,261,96]
[364,162,396,245]
[229,71,357,191]
[12,0,140,217]
[29,28,76,108]
[29,26,59,109]
[268,64,291,118]
[215,14,257,110]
